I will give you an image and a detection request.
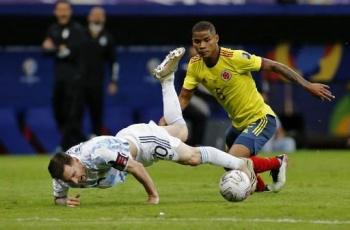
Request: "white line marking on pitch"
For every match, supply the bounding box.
[14,217,350,225]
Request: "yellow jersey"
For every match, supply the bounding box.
[183,47,275,130]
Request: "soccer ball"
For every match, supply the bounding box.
[219,170,252,202]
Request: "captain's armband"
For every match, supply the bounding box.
[109,152,129,171]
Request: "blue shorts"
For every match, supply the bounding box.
[225,115,277,155]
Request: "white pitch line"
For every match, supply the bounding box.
[14,217,350,225]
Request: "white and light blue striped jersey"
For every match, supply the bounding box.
[52,136,130,198]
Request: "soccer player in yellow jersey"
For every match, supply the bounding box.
[179,21,335,192]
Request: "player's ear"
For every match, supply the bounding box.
[215,34,219,43]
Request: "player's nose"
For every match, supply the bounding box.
[71,177,79,184]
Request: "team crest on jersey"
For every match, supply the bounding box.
[221,69,232,81]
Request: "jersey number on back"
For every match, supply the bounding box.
[154,146,168,159]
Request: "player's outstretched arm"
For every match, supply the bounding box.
[52,179,80,207]
[179,88,195,110]
[261,58,335,101]
[126,158,159,204]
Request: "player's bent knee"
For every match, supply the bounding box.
[179,128,189,142]
[173,125,188,142]
[165,124,188,142]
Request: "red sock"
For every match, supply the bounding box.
[250,156,280,173]
[255,174,266,192]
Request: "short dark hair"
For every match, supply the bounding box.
[48,152,73,180]
[55,0,71,8]
[192,21,216,34]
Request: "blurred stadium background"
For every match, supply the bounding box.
[0,0,350,154]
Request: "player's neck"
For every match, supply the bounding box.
[203,46,220,68]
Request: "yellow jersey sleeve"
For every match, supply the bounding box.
[233,50,262,74]
[183,59,200,90]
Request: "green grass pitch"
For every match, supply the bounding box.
[1,151,350,229]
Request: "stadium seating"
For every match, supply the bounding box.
[25,107,60,153]
[0,108,35,154]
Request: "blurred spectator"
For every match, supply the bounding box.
[261,117,296,153]
[175,47,212,146]
[42,0,86,150]
[80,6,119,136]
[261,80,297,153]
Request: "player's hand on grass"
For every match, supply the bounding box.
[147,194,159,205]
[66,194,80,207]
[305,83,335,102]
[55,194,80,207]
